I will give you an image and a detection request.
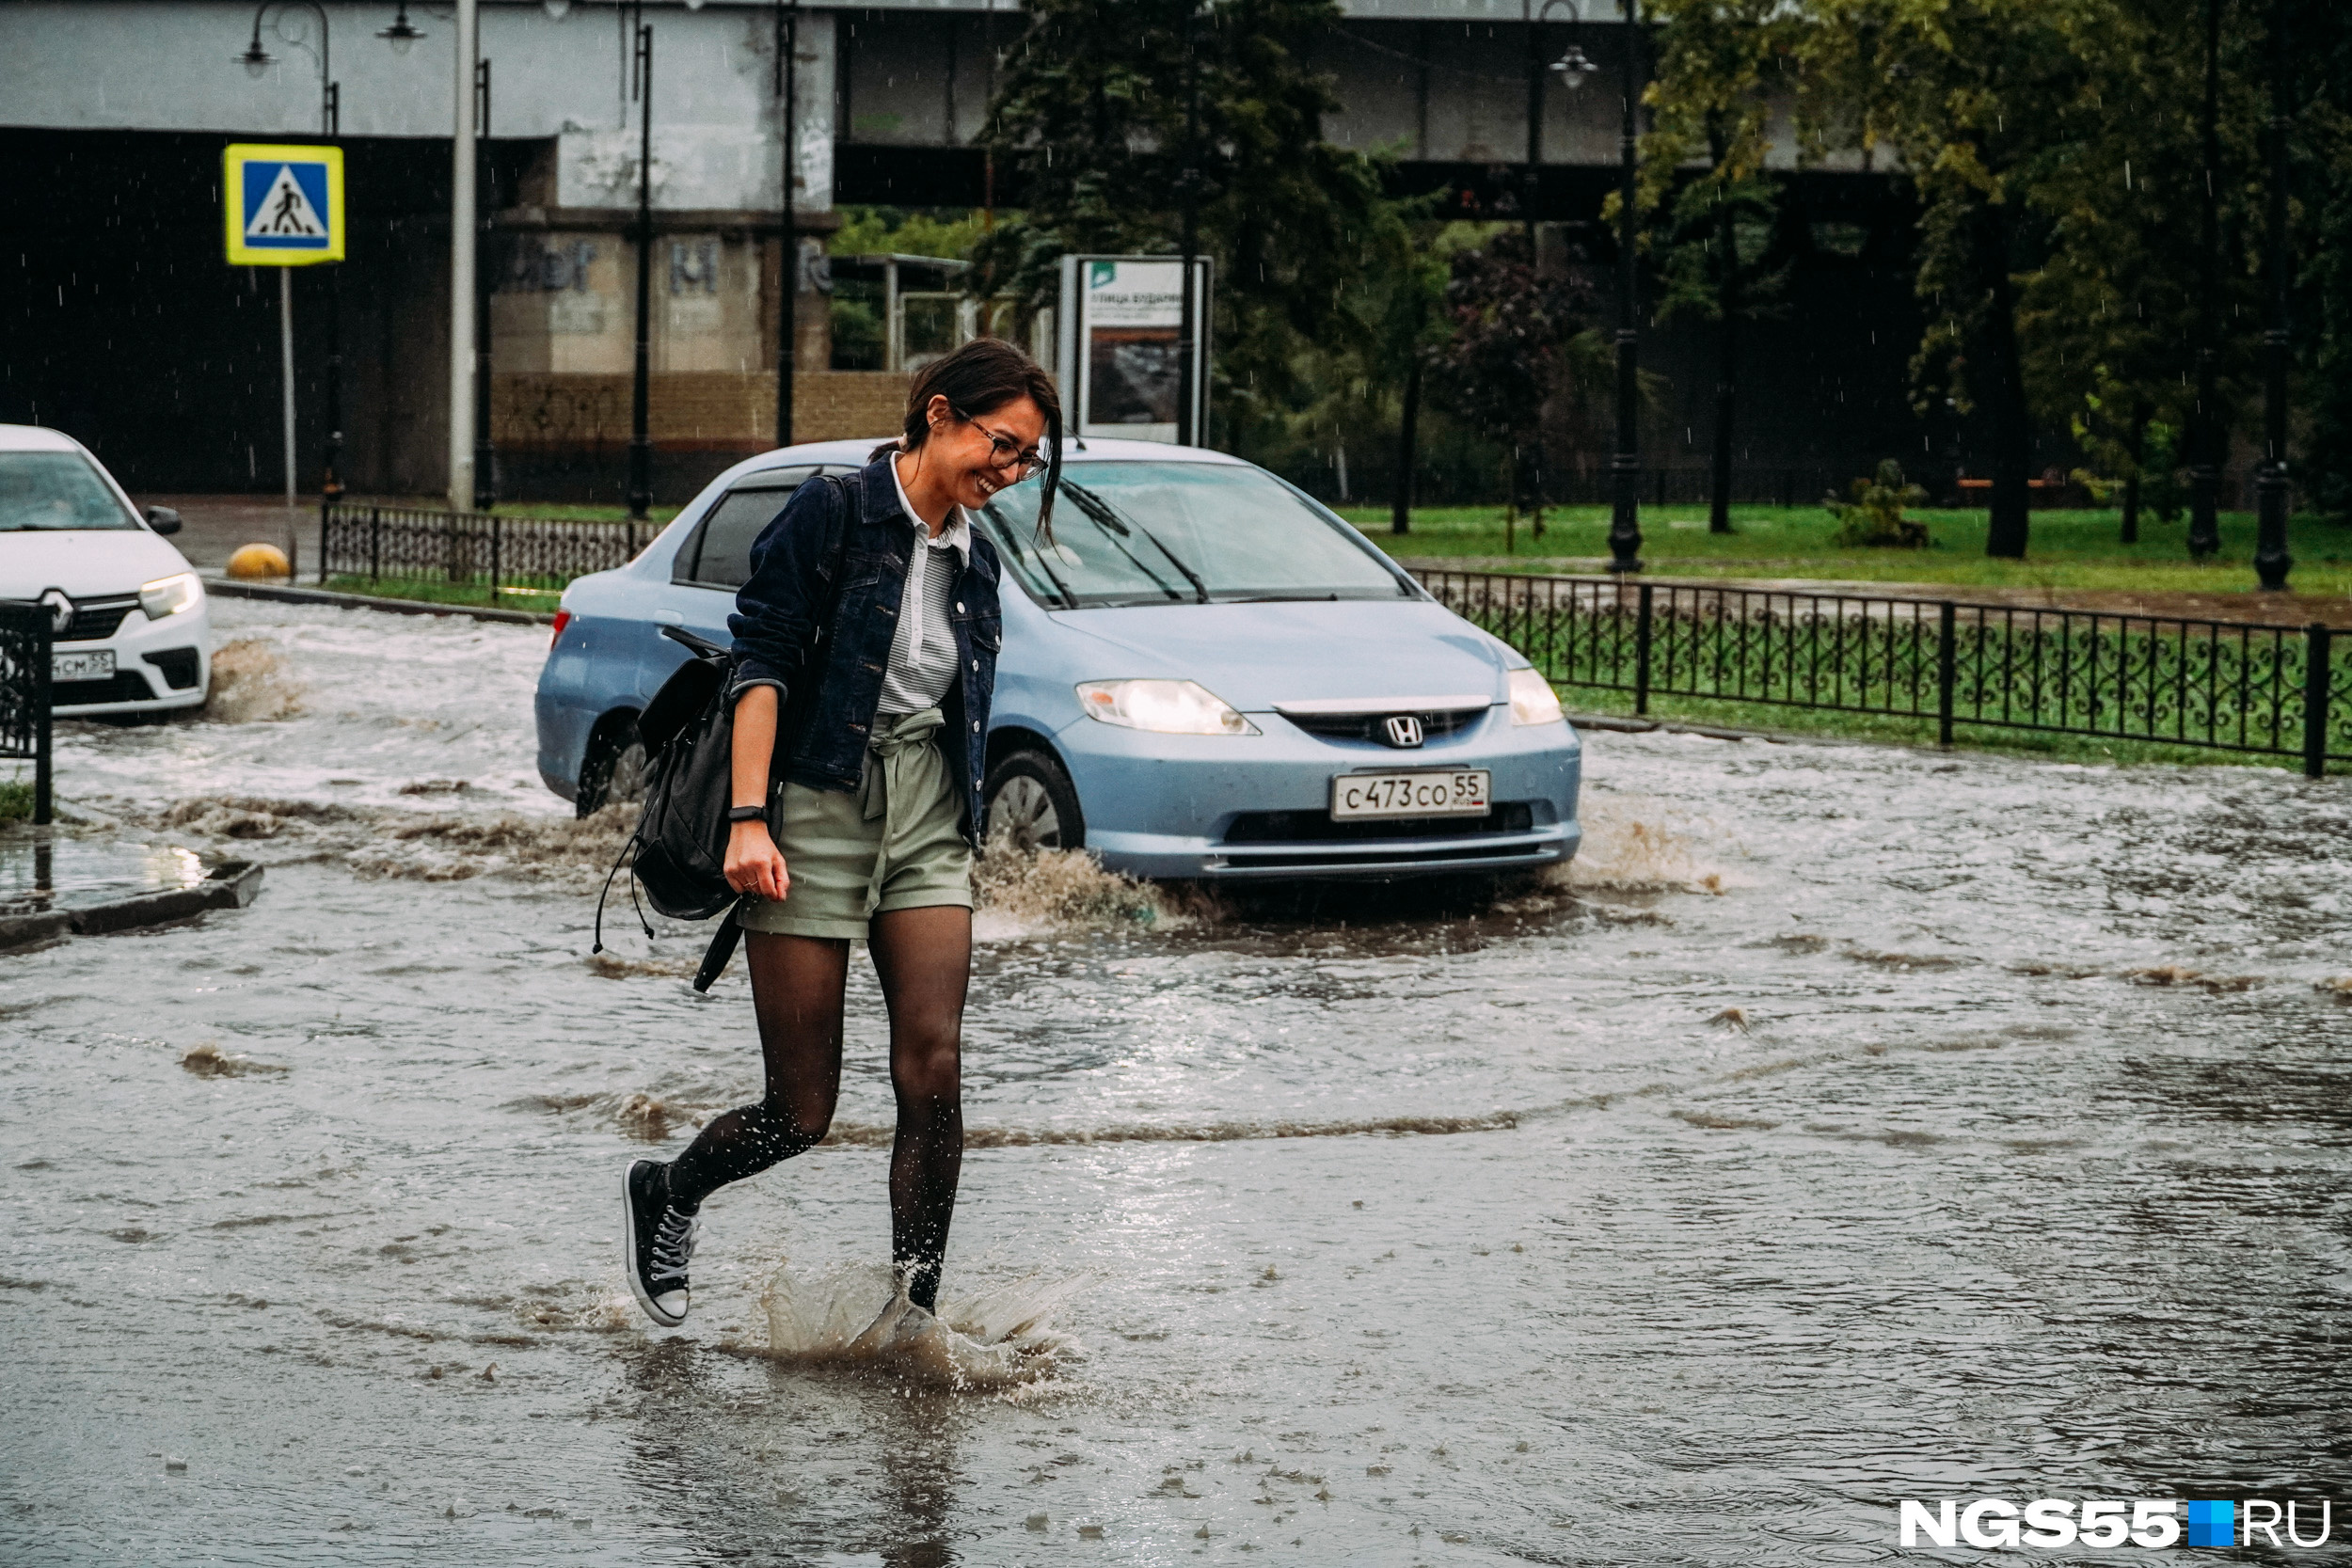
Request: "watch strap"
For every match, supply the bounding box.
[726,804,767,823]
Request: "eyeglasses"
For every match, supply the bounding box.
[955,406,1044,479]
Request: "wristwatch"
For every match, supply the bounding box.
[726,804,767,823]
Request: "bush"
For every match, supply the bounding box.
[1825,460,1932,547]
[0,776,31,823]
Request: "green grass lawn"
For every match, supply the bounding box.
[1345,502,2352,597]
[320,575,564,610]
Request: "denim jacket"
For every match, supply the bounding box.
[728,455,1003,845]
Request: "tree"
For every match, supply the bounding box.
[1425,230,1597,546]
[973,0,1390,438]
[1641,0,1809,533]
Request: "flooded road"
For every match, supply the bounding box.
[5,601,2349,1565]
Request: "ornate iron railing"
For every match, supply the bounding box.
[0,602,55,823]
[1417,570,2348,778]
[319,502,651,595]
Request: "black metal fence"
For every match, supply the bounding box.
[1418,570,2349,778]
[0,603,54,823]
[319,502,650,597]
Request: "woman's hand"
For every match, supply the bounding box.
[726,685,786,900]
[725,818,789,901]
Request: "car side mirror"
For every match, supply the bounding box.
[145,505,183,535]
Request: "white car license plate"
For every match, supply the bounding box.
[53,649,115,683]
[1330,769,1491,820]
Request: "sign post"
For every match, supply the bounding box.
[223,143,344,571]
[1056,255,1212,446]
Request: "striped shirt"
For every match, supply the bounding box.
[877,460,971,720]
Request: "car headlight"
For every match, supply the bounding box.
[138,572,204,620]
[1075,679,1260,736]
[1507,667,1565,726]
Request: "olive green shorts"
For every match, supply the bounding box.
[738,706,974,942]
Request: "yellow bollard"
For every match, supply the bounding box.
[226,543,292,579]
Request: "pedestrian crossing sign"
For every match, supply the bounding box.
[223,143,344,265]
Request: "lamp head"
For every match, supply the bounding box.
[1549,43,1597,87]
[377,2,425,54]
[236,40,276,77]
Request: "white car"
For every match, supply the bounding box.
[1,425,211,718]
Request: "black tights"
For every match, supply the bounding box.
[664,907,970,1314]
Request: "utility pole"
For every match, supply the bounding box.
[2185,0,2222,560]
[628,12,655,519]
[2252,0,2293,591]
[1605,0,1644,573]
[775,0,798,451]
[322,79,342,507]
[447,0,478,513]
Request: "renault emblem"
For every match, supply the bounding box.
[38,589,72,636]
[1381,714,1424,749]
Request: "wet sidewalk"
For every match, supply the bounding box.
[0,828,263,947]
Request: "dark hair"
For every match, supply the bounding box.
[869,337,1063,536]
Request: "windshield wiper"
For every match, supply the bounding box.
[978,502,1077,608]
[1060,482,1210,604]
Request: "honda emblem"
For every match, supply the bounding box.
[1381,714,1424,749]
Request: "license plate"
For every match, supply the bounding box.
[53,649,115,683]
[1330,769,1491,820]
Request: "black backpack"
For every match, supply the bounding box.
[594,475,855,990]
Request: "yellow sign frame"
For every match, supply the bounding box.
[223,143,344,266]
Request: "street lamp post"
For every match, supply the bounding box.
[447,0,480,515]
[1605,0,1645,574]
[1519,0,1594,541]
[2252,1,2294,591]
[775,0,799,451]
[233,1,343,511]
[2185,0,2222,561]
[474,56,498,510]
[1523,0,1596,245]
[628,12,656,520]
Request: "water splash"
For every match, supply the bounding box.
[204,638,306,723]
[757,1260,1084,1392]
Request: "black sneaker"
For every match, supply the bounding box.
[620,1159,699,1327]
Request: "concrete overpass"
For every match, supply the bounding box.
[2,0,1929,501]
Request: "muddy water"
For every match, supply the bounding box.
[5,601,2349,1564]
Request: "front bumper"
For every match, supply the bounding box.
[51,601,213,717]
[1057,704,1583,880]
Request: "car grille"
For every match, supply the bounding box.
[1221,802,1535,844]
[61,594,140,642]
[54,670,156,706]
[1279,705,1487,745]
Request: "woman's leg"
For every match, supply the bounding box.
[866,905,971,1314]
[665,931,850,1210]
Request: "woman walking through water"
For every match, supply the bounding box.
[621,338,1060,1329]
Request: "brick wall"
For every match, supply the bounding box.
[491,371,913,451]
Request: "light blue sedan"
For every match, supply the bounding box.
[536,437,1581,882]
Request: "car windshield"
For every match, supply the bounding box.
[0,451,138,531]
[971,461,1409,608]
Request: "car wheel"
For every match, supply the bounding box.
[578,715,648,817]
[983,749,1083,853]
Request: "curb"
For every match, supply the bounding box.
[203,578,556,626]
[0,861,265,950]
[1565,710,1867,749]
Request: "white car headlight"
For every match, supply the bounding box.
[1075,679,1260,736]
[139,572,204,620]
[1507,667,1565,726]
